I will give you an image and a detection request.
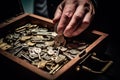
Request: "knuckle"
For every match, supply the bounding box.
[83,20,90,24]
[74,14,83,20]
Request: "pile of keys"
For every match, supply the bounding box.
[0,23,89,74]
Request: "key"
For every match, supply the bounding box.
[28,47,38,59]
[54,35,66,47]
[13,43,28,55]
[63,52,74,60]
[49,64,59,74]
[21,53,32,62]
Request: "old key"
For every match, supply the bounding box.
[54,35,66,47]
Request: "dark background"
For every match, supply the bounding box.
[0,0,119,80]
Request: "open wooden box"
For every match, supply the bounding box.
[0,0,111,80]
[0,13,109,80]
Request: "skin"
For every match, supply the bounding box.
[53,0,95,37]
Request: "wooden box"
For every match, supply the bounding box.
[0,13,109,79]
[0,0,111,80]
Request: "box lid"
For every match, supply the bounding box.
[0,0,24,23]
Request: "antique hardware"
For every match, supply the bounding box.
[0,13,111,80]
[28,47,40,59]
[0,23,90,75]
[76,52,113,74]
[0,42,11,50]
[21,53,32,62]
[20,36,31,42]
[54,34,66,47]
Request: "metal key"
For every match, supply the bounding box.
[13,43,28,55]
[54,34,66,47]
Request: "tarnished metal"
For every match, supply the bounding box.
[54,34,66,47]
[0,23,90,74]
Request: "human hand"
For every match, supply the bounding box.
[53,0,95,37]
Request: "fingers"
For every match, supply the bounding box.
[72,11,92,37]
[64,5,85,37]
[71,2,94,37]
[53,0,95,37]
[54,1,76,35]
[53,7,62,23]
[53,1,64,23]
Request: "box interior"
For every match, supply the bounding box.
[0,15,107,80]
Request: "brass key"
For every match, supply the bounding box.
[54,34,66,47]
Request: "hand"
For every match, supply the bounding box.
[53,0,95,37]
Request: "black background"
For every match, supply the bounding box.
[0,0,119,80]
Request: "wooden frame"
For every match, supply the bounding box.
[0,13,108,80]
